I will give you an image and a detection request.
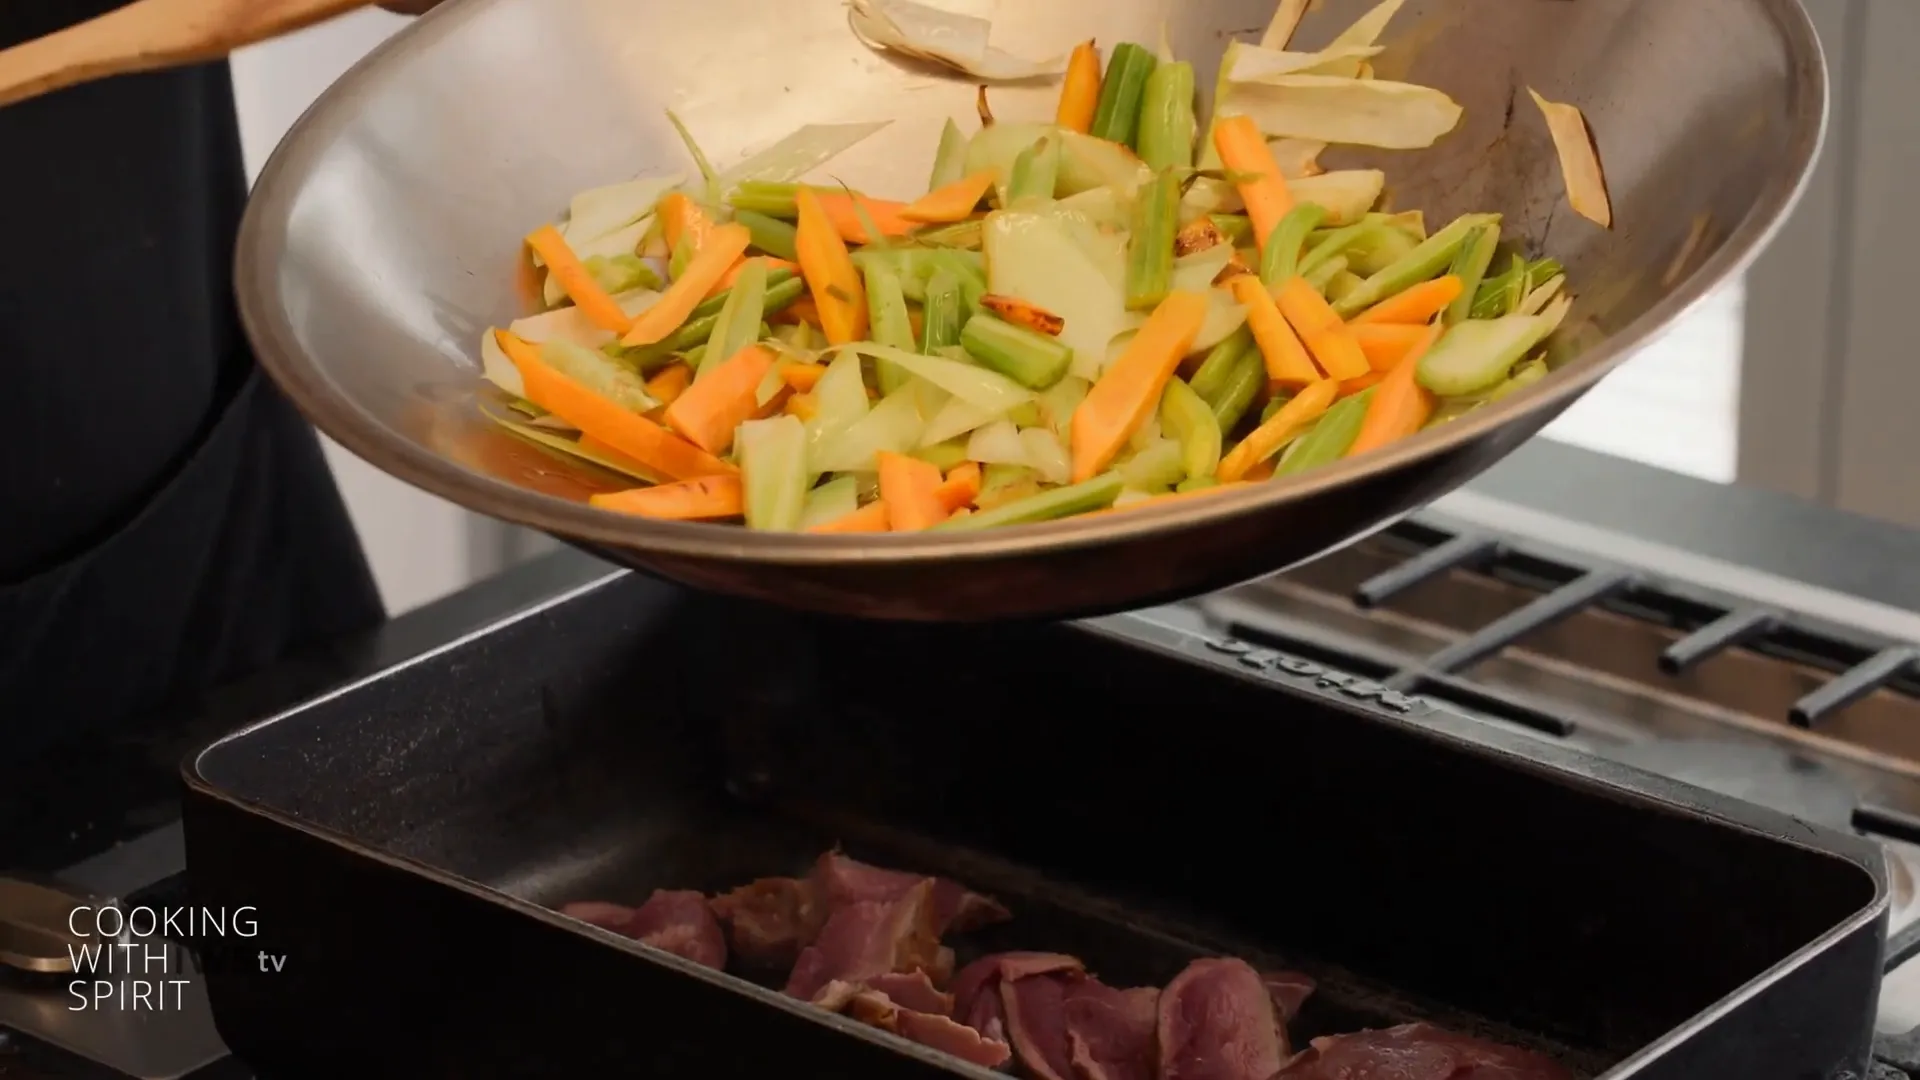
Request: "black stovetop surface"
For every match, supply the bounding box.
[6,439,1920,1079]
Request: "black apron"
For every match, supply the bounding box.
[0,3,386,757]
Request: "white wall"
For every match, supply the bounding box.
[228,10,1747,613]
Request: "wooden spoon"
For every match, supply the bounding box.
[0,0,374,109]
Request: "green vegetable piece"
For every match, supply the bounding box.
[1209,348,1266,434]
[1330,213,1498,319]
[1260,393,1293,425]
[1188,326,1253,406]
[1136,60,1197,172]
[1300,220,1387,277]
[1006,401,1045,428]
[921,269,964,354]
[1007,136,1062,206]
[910,218,985,251]
[738,415,809,531]
[980,462,1036,494]
[701,258,770,377]
[1274,389,1375,477]
[665,109,721,206]
[1325,271,1366,305]
[1126,169,1180,311]
[1340,224,1421,277]
[538,340,658,412]
[959,313,1073,390]
[1486,357,1548,403]
[1417,313,1561,397]
[798,475,861,531]
[1120,439,1187,491]
[1175,476,1220,494]
[727,181,802,217]
[1210,214,1253,246]
[668,231,697,281]
[1471,253,1530,320]
[930,118,969,191]
[1159,377,1223,481]
[627,275,803,369]
[733,209,799,261]
[1528,258,1564,286]
[585,253,663,294]
[695,268,796,322]
[913,439,971,472]
[938,472,1126,529]
[1445,223,1502,326]
[1259,203,1327,286]
[1303,256,1349,293]
[863,260,916,395]
[1090,43,1157,148]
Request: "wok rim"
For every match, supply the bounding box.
[235,0,1828,569]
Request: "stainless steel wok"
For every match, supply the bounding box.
[235,0,1826,621]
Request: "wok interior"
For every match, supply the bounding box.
[254,0,1814,517]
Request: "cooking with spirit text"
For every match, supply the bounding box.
[64,905,262,1011]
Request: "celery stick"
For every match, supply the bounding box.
[798,475,860,530]
[1210,214,1253,246]
[1137,60,1197,172]
[629,275,802,369]
[1416,313,1560,397]
[1444,223,1501,326]
[1209,349,1266,434]
[1126,170,1180,311]
[912,440,970,472]
[1090,44,1157,148]
[921,269,964,354]
[1471,253,1530,319]
[727,181,803,217]
[738,416,808,531]
[1331,214,1498,319]
[1303,256,1349,293]
[960,314,1073,390]
[668,231,696,281]
[1274,389,1373,477]
[1160,377,1223,481]
[930,118,969,191]
[1486,357,1549,402]
[1259,204,1327,286]
[1325,271,1366,305]
[1189,326,1254,405]
[700,259,769,378]
[1007,136,1062,206]
[733,210,799,261]
[585,254,663,293]
[863,260,916,395]
[539,340,659,412]
[1300,220,1386,277]
[937,472,1125,529]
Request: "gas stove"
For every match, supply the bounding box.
[4,439,1920,1079]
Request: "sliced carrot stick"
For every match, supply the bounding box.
[1070,290,1210,483]
[933,461,982,513]
[901,170,998,224]
[1243,459,1278,482]
[794,188,869,345]
[1057,40,1102,133]
[1340,370,1386,395]
[1212,115,1295,255]
[524,224,632,334]
[909,307,925,344]
[783,392,819,421]
[1350,323,1433,372]
[589,475,743,521]
[1350,274,1463,326]
[877,451,950,531]
[495,330,735,480]
[979,294,1066,336]
[809,500,892,534]
[779,363,826,391]
[656,193,715,256]
[1081,481,1256,517]
[661,343,777,455]
[773,295,822,327]
[710,255,800,297]
[1348,324,1444,457]
[813,192,915,245]
[1275,276,1369,380]
[621,223,752,346]
[1216,378,1338,482]
[645,362,694,407]
[1231,275,1318,388]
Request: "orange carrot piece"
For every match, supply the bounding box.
[1232,275,1318,388]
[1340,371,1386,395]
[645,362,694,406]
[621,223,752,346]
[1349,323,1433,372]
[1216,378,1338,482]
[877,451,950,532]
[1275,276,1369,380]
[657,193,715,256]
[979,294,1067,336]
[1350,275,1464,326]
[1082,481,1257,517]
[933,461,982,513]
[589,475,743,521]
[710,255,800,298]
[660,343,777,455]
[524,224,632,334]
[1057,39,1102,133]
[813,192,915,245]
[779,363,825,391]
[1070,291,1210,483]
[809,500,892,534]
[901,170,998,224]
[1348,325,1444,457]
[783,392,819,421]
[794,188,870,345]
[1243,459,1278,482]
[495,330,735,481]
[1212,115,1295,255]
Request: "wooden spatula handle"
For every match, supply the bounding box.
[0,0,374,109]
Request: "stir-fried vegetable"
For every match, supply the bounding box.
[481,0,1603,533]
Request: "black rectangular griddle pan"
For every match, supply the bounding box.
[181,570,1889,1079]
